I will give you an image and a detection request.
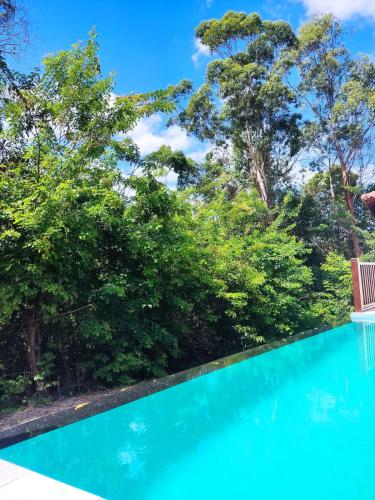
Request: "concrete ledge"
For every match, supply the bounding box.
[0,459,103,499]
[351,311,375,322]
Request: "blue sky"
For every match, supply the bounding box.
[14,0,375,172]
[21,0,375,93]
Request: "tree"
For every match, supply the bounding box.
[141,145,198,190]
[310,252,352,326]
[177,11,302,208]
[0,33,189,381]
[295,14,375,257]
[295,167,374,260]
[0,1,27,55]
[189,189,314,350]
[0,0,28,89]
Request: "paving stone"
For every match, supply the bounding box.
[0,460,103,499]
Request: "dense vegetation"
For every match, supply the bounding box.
[1,7,374,406]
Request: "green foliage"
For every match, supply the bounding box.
[295,168,373,259]
[188,190,314,352]
[0,34,199,389]
[142,145,198,189]
[34,352,56,390]
[177,11,301,207]
[0,367,29,408]
[310,253,352,326]
[362,232,375,261]
[295,15,375,256]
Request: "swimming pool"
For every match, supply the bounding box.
[1,322,375,499]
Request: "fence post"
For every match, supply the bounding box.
[351,258,363,312]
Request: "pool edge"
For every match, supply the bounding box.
[0,322,344,449]
[0,458,104,499]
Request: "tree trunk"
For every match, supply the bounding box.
[27,322,40,378]
[340,165,361,258]
[328,165,335,201]
[61,345,72,388]
[255,167,270,209]
[246,140,271,209]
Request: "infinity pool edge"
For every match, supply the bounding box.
[0,323,341,449]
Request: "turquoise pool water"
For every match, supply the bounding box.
[2,322,375,499]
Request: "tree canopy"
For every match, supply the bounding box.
[177,12,301,208]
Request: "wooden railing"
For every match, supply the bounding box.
[352,259,375,312]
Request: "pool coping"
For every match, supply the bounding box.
[351,311,375,322]
[0,458,104,499]
[0,323,338,450]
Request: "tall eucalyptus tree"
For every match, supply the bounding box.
[177,12,302,208]
[296,15,375,257]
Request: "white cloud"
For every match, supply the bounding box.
[157,170,179,189]
[360,164,375,187]
[125,166,178,191]
[297,0,375,19]
[129,115,192,155]
[200,0,213,8]
[290,161,314,187]
[188,146,211,162]
[128,114,210,188]
[192,39,210,67]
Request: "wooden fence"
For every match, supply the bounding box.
[352,259,375,312]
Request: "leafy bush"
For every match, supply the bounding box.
[0,374,29,409]
[310,253,352,326]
